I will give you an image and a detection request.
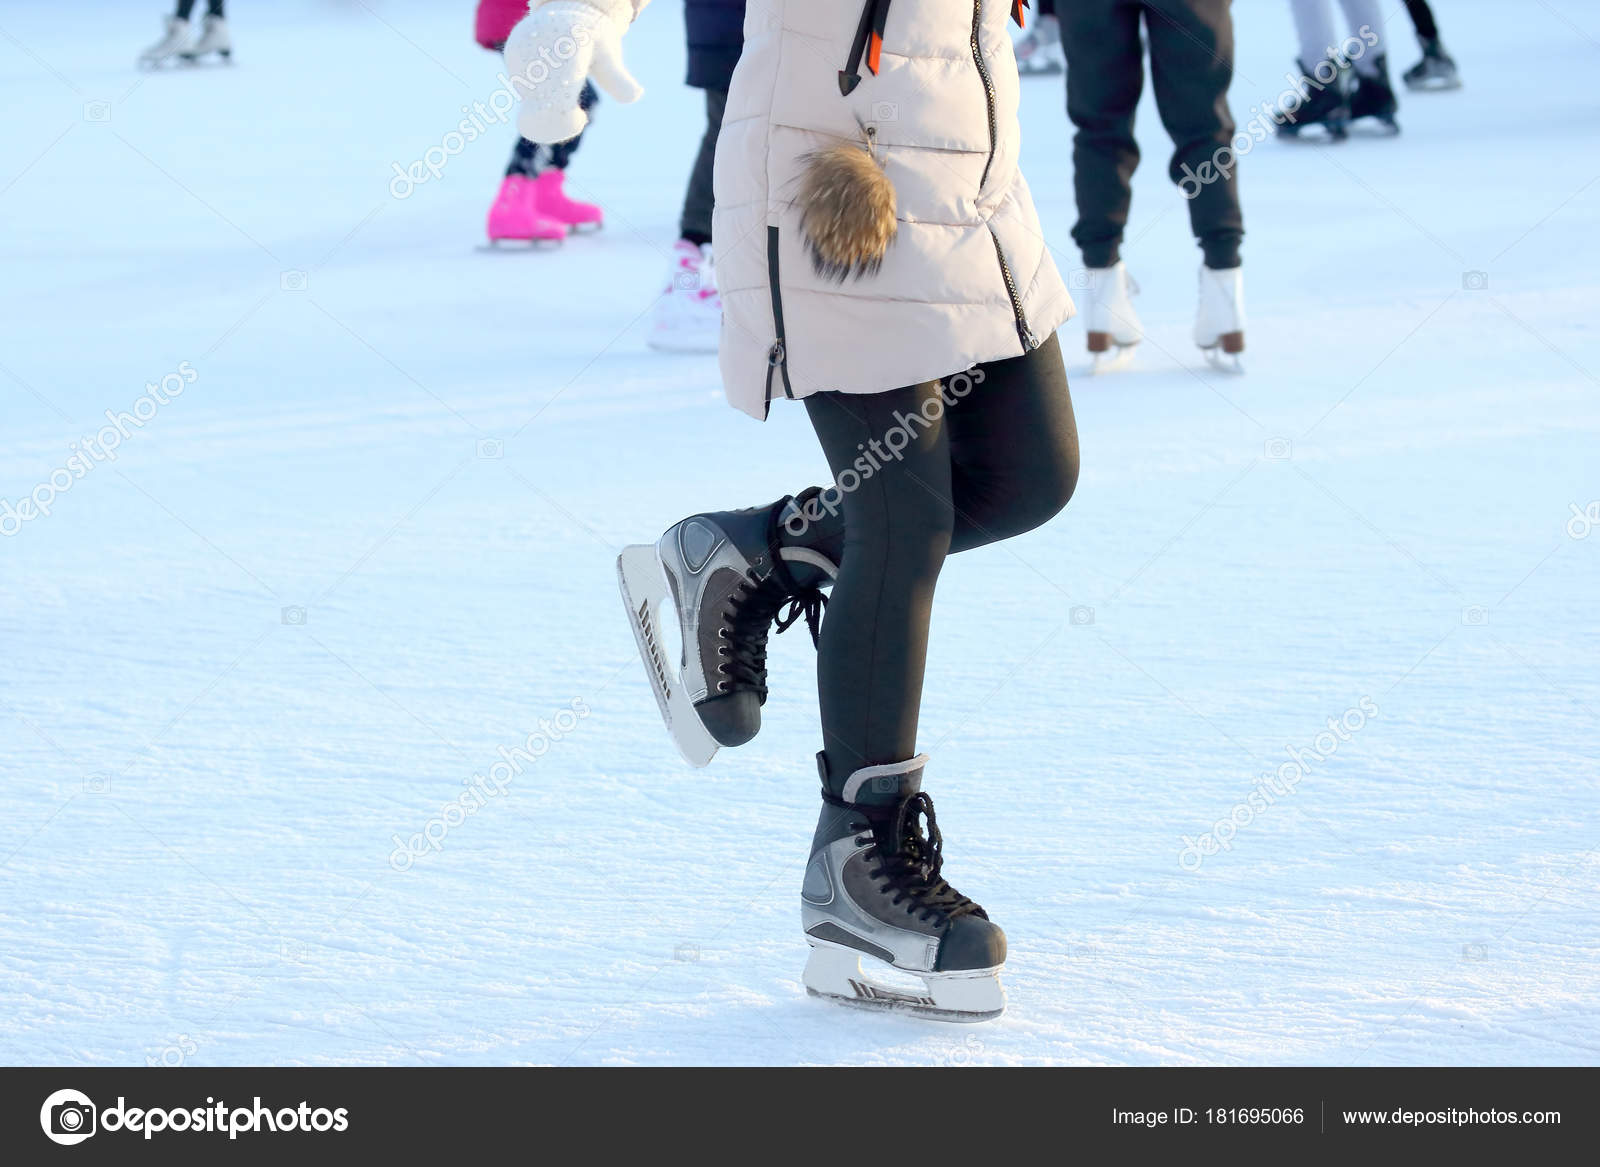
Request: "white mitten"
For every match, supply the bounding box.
[503,0,650,144]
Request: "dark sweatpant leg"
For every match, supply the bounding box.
[680,89,728,245]
[1144,0,1243,269]
[1404,0,1439,40]
[1061,0,1146,269]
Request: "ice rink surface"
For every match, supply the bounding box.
[1,0,1596,1064]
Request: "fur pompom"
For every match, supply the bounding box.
[796,142,897,282]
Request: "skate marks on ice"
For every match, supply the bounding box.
[616,544,719,768]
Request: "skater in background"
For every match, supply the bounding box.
[1060,0,1246,373]
[1402,0,1461,90]
[1013,0,1064,77]
[478,0,604,244]
[1275,0,1400,140]
[511,0,1079,1020]
[138,1,231,67]
[649,0,746,353]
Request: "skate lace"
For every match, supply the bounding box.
[861,793,984,926]
[717,572,827,700]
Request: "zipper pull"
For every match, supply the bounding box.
[1012,0,1029,29]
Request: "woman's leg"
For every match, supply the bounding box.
[798,336,1078,779]
[804,383,956,778]
[945,333,1080,554]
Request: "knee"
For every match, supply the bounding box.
[843,484,954,577]
[995,445,1079,541]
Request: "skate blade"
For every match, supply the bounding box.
[478,238,564,252]
[1089,343,1138,375]
[1277,123,1349,143]
[617,544,719,768]
[803,943,1004,1023]
[1202,348,1245,375]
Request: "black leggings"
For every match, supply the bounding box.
[785,334,1079,782]
[175,0,223,18]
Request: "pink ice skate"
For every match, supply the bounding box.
[485,175,567,246]
[532,169,603,231]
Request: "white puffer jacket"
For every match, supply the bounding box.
[713,0,1075,419]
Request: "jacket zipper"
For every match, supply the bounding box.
[971,0,998,189]
[973,2,1037,352]
[990,228,1038,352]
[765,225,795,405]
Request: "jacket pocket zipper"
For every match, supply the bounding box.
[990,227,1039,352]
[765,225,795,405]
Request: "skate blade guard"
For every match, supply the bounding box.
[617,544,719,768]
[803,941,1005,1023]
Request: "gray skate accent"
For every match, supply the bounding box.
[800,833,942,974]
[806,922,894,964]
[679,519,721,573]
[801,852,833,905]
[840,755,928,803]
[779,546,839,581]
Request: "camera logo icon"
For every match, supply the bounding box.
[475,438,504,460]
[1461,270,1489,291]
[40,1088,97,1146]
[1264,437,1293,462]
[281,605,308,626]
[280,270,308,292]
[872,101,899,122]
[1069,605,1095,626]
[1068,268,1093,291]
[1461,605,1488,626]
[673,270,701,291]
[83,101,112,123]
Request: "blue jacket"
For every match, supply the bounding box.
[685,0,745,91]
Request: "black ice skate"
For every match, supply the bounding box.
[1350,55,1400,135]
[801,755,1007,1022]
[1403,38,1461,92]
[1275,59,1351,142]
[617,494,835,767]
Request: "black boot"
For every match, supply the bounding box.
[1350,54,1400,134]
[1402,37,1461,92]
[1275,59,1351,142]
